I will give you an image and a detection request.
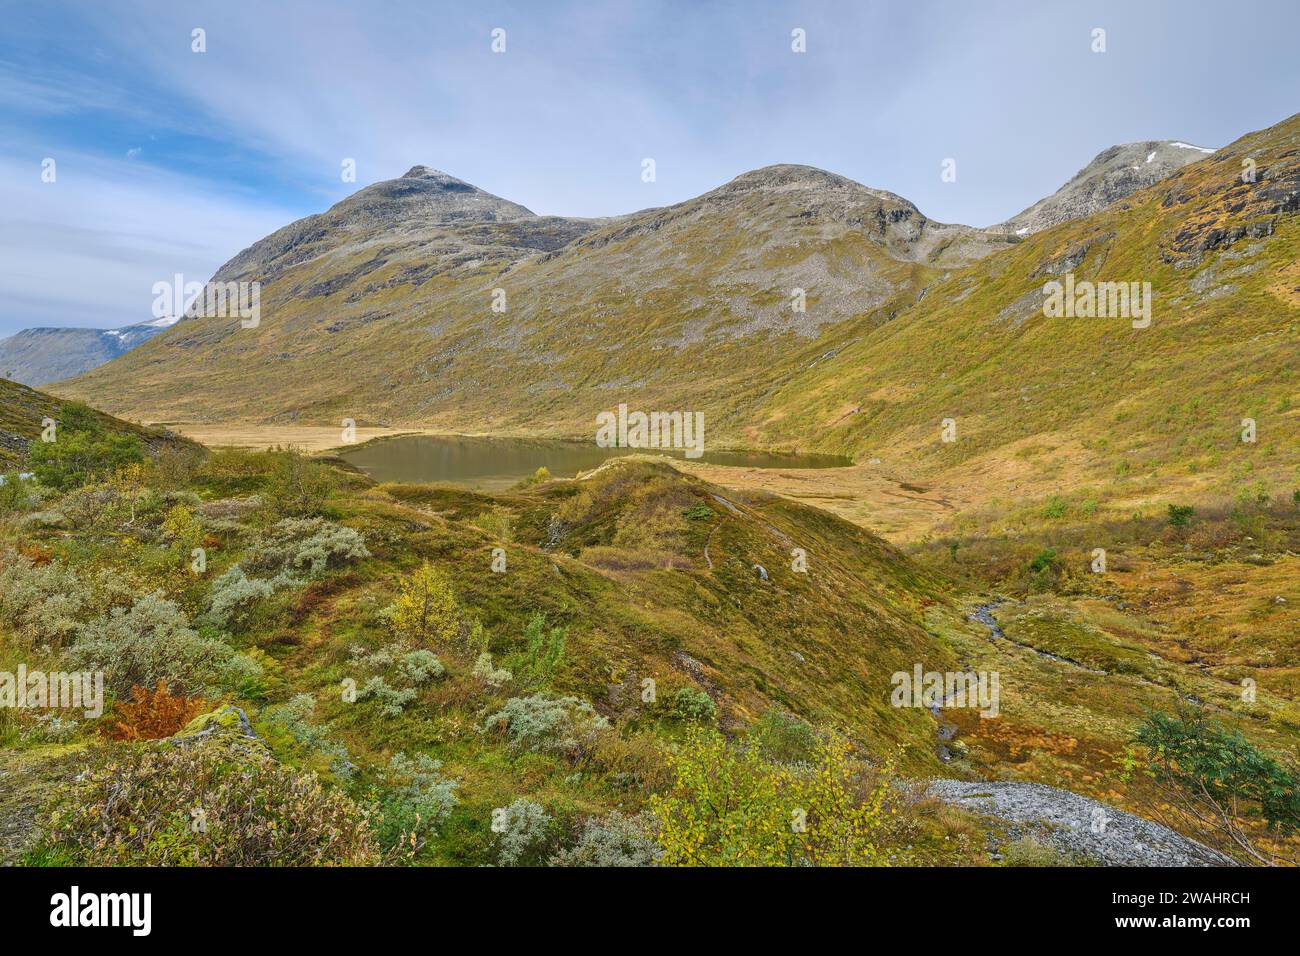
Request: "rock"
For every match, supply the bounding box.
[926,779,1236,866]
[173,705,265,752]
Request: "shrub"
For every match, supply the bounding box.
[348,645,445,716]
[1042,495,1068,519]
[0,473,42,514]
[104,681,210,741]
[27,404,144,491]
[160,503,204,557]
[358,677,418,717]
[389,562,462,646]
[651,729,892,866]
[0,550,92,646]
[44,738,377,865]
[396,649,444,684]
[494,799,554,866]
[370,752,459,859]
[247,517,369,577]
[205,566,282,630]
[473,652,512,688]
[1167,504,1195,528]
[1028,548,1059,574]
[683,503,713,521]
[264,451,336,516]
[68,593,261,698]
[1131,707,1300,865]
[548,811,662,867]
[513,613,566,688]
[515,466,551,489]
[667,686,716,724]
[748,708,818,764]
[480,693,609,757]
[263,693,353,778]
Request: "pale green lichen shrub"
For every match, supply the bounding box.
[68,593,261,697]
[480,693,609,757]
[548,811,663,867]
[494,798,553,866]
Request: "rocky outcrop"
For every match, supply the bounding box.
[999,141,1215,236]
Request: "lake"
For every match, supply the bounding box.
[339,434,852,490]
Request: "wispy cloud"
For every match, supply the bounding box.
[0,149,296,333]
[2,0,1299,336]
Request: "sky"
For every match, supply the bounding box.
[1,0,1298,336]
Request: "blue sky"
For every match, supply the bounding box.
[2,0,1298,336]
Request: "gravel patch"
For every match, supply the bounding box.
[928,779,1237,867]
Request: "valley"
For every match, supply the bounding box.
[4,107,1298,870]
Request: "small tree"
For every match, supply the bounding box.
[515,613,566,687]
[389,563,462,647]
[1167,504,1195,528]
[1130,706,1300,866]
[27,404,144,491]
[651,728,892,866]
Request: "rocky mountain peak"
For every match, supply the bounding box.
[1000,139,1216,235]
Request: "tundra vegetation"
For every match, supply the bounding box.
[1,409,1295,866]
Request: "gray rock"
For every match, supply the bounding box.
[927,779,1237,866]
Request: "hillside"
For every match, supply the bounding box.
[0,376,189,470]
[750,113,1300,515]
[56,163,1020,429]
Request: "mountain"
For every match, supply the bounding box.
[54,162,1018,427]
[56,116,1292,512]
[999,140,1215,235]
[0,316,177,387]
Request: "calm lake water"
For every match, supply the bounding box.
[340,435,851,490]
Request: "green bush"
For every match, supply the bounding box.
[1028,548,1059,574]
[263,451,336,516]
[512,613,566,688]
[748,708,818,764]
[27,403,144,491]
[667,686,717,724]
[1042,496,1068,520]
[370,752,459,858]
[1134,708,1300,838]
[1167,504,1195,528]
[0,473,42,514]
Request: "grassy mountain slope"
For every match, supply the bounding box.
[753,113,1300,511]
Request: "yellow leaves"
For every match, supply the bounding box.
[390,562,462,647]
[651,727,893,867]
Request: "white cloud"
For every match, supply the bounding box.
[0,148,297,335]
